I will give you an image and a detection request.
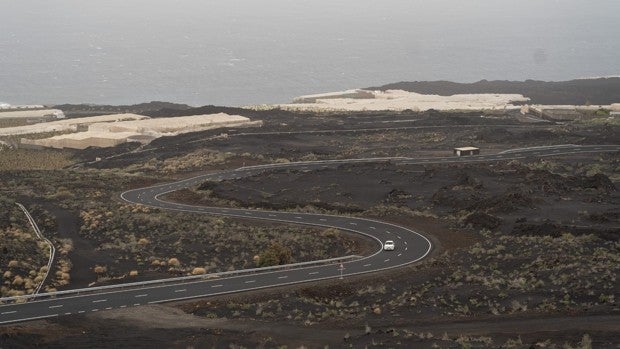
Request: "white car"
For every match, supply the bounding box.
[383,240,395,251]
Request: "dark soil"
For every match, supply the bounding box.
[2,92,619,347]
[190,159,619,241]
[27,200,114,289]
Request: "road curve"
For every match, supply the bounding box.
[1,144,618,325]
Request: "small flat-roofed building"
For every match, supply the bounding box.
[454,146,480,156]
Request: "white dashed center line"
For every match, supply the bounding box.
[49,305,63,309]
[135,294,148,298]
[174,289,187,293]
[211,284,223,288]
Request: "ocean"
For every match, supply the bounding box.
[1,0,619,106]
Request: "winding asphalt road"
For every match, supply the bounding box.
[1,144,618,325]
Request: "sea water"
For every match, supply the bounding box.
[1,0,619,106]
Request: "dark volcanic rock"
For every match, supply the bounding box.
[513,221,619,241]
[475,128,513,143]
[462,211,502,230]
[579,173,616,192]
[384,189,412,205]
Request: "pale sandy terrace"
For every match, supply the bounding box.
[20,113,259,149]
[0,109,64,119]
[89,113,255,135]
[21,131,140,149]
[255,89,530,112]
[0,113,148,136]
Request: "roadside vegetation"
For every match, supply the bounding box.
[191,231,618,320]
[0,166,360,291]
[0,108,618,347]
[78,201,359,282]
[0,148,74,170]
[0,198,49,298]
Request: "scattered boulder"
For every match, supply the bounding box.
[579,173,616,192]
[384,189,411,205]
[462,211,502,230]
[432,186,485,209]
[483,186,535,213]
[455,171,484,189]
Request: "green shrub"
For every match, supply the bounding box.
[256,241,292,267]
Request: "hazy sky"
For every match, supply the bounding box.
[1,0,619,105]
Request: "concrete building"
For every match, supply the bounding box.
[454,147,480,156]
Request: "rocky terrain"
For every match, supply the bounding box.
[1,79,619,348]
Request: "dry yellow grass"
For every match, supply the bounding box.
[191,267,206,275]
[0,149,73,170]
[168,258,181,267]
